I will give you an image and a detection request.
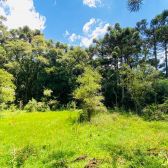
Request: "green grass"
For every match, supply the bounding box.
[0,110,168,167]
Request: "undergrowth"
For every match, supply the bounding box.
[0,110,168,167]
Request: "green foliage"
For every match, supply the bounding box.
[74,67,107,121]
[0,102,7,111]
[24,98,38,112]
[9,104,17,112]
[120,64,160,113]
[70,101,77,109]
[37,102,50,112]
[142,104,164,121]
[142,98,168,120]
[0,69,15,104]
[127,0,144,12]
[49,100,59,110]
[25,98,50,112]
[43,89,53,97]
[1,10,168,114]
[153,79,168,104]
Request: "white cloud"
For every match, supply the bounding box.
[64,30,69,37]
[83,18,95,33]
[68,19,109,47]
[80,37,93,47]
[0,0,46,31]
[69,33,81,42]
[83,0,102,8]
[158,51,168,64]
[0,7,6,16]
[80,22,109,47]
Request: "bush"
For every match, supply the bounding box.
[142,103,165,121]
[70,101,77,109]
[9,104,17,112]
[24,98,38,112]
[25,98,50,112]
[37,102,50,112]
[0,103,7,111]
[49,100,59,111]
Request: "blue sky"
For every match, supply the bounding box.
[0,0,168,48]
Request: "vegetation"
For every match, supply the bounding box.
[0,3,168,167]
[0,69,15,104]
[0,111,168,167]
[0,9,168,119]
[127,0,144,12]
[74,67,107,121]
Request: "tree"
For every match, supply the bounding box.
[136,15,162,70]
[120,64,159,114]
[73,67,107,121]
[155,10,168,77]
[5,34,48,103]
[127,0,144,12]
[156,25,168,77]
[0,69,15,104]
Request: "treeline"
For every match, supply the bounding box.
[0,10,168,119]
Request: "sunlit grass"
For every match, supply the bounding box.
[0,110,168,167]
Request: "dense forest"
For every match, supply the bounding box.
[0,9,168,120]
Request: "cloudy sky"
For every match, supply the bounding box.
[0,0,167,48]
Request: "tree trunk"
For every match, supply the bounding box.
[116,56,119,84]
[154,38,157,70]
[165,42,168,78]
[121,50,125,107]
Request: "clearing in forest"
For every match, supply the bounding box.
[0,111,168,167]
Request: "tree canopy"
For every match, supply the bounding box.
[0,9,168,118]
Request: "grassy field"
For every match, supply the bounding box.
[0,110,168,167]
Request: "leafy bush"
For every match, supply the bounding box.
[37,102,50,112]
[142,102,167,121]
[49,100,59,111]
[70,101,77,109]
[25,98,50,112]
[0,103,7,111]
[158,98,168,113]
[24,98,38,112]
[43,89,53,97]
[66,102,71,110]
[9,104,17,112]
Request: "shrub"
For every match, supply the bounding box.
[142,103,165,121]
[0,103,7,111]
[24,98,38,112]
[25,98,50,112]
[9,104,17,112]
[37,102,50,112]
[70,101,77,109]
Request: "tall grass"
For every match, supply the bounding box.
[0,110,168,167]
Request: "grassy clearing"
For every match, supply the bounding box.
[0,110,168,167]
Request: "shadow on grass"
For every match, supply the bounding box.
[44,150,76,168]
[101,143,164,168]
